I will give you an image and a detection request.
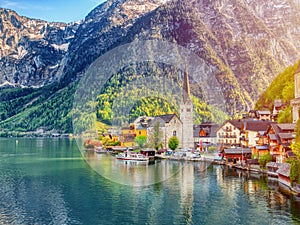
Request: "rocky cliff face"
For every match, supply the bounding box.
[0,0,300,123]
[60,0,300,113]
[0,8,79,87]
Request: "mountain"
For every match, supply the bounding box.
[1,0,300,134]
[0,8,79,87]
[255,60,300,123]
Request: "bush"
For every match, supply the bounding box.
[258,153,272,168]
[168,136,179,150]
[287,158,300,185]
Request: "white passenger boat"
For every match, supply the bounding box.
[116,152,149,161]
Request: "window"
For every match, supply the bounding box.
[187,108,191,112]
[173,131,177,136]
[139,131,141,135]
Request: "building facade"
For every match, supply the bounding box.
[216,120,242,146]
[147,114,182,149]
[193,123,218,150]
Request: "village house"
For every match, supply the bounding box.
[265,123,295,163]
[120,124,136,148]
[133,116,153,137]
[147,114,183,149]
[273,99,286,121]
[248,110,272,121]
[216,120,242,147]
[240,120,272,148]
[221,147,252,165]
[193,122,218,151]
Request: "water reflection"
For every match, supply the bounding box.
[0,138,300,225]
[83,151,183,186]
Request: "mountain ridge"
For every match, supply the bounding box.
[0,0,300,133]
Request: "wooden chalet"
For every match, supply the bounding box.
[221,147,252,164]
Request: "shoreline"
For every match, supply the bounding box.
[157,152,300,197]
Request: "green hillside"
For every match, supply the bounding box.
[0,83,76,136]
[255,60,300,122]
[0,65,228,136]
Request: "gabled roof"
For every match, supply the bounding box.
[223,148,251,154]
[230,120,243,129]
[269,124,281,135]
[217,120,242,132]
[278,133,294,140]
[193,123,218,137]
[277,163,290,177]
[244,121,272,132]
[277,123,295,131]
[149,117,166,128]
[156,114,178,123]
[266,162,281,169]
[148,114,180,128]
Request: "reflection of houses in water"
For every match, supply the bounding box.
[178,163,194,223]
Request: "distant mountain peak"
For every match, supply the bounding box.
[0,0,300,112]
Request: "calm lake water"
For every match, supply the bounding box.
[0,138,300,225]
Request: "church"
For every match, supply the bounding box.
[145,69,194,149]
[291,64,300,123]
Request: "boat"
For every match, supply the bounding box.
[94,147,107,153]
[116,151,149,161]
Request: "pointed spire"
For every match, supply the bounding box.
[183,68,191,103]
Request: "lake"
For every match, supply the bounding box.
[0,138,299,225]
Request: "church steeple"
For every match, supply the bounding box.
[180,67,194,149]
[183,68,191,103]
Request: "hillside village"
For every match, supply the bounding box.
[102,66,300,165]
[87,64,300,194]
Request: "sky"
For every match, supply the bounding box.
[0,0,107,23]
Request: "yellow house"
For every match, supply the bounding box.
[133,116,152,137]
[120,124,136,148]
[135,127,147,137]
[120,117,154,147]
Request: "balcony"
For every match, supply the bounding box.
[240,136,248,141]
[220,134,237,138]
[222,127,232,132]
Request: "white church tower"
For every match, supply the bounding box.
[180,69,194,149]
